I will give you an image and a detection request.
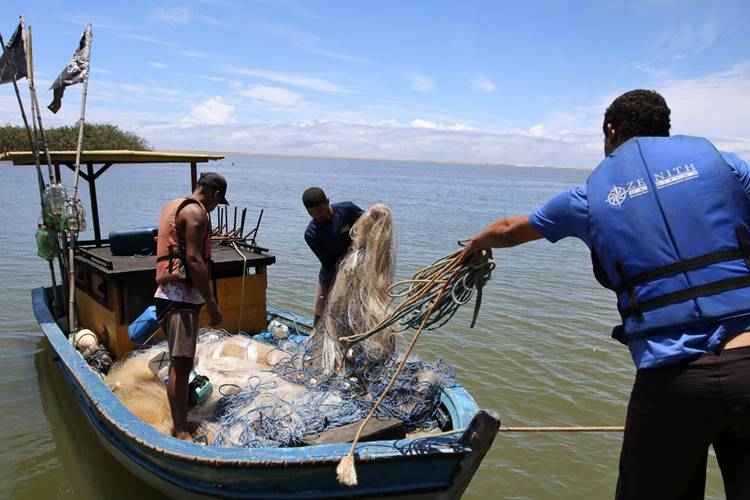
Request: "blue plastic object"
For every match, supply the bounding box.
[128,305,160,344]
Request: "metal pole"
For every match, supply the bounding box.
[25,25,54,182]
[68,24,93,333]
[86,163,102,245]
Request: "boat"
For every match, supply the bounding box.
[4,150,500,499]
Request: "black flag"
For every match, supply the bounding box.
[48,24,92,113]
[0,21,28,85]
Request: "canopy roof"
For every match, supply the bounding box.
[0,150,224,166]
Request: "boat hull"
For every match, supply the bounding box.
[33,286,499,499]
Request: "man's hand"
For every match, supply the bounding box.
[207,301,223,326]
[460,235,489,263]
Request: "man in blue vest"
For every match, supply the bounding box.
[302,187,364,325]
[462,89,750,499]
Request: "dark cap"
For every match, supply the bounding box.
[198,172,229,204]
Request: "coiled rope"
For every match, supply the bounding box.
[340,247,495,345]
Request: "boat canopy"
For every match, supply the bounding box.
[0,150,224,165]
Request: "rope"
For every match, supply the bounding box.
[336,248,492,486]
[499,426,624,432]
[340,247,494,345]
[231,242,248,332]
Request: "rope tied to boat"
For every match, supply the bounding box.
[336,246,494,486]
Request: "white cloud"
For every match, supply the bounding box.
[154,6,192,24]
[183,97,235,125]
[229,67,352,94]
[472,75,496,92]
[660,62,750,149]
[410,119,474,131]
[239,85,302,107]
[409,74,434,93]
[148,61,168,70]
[655,18,721,60]
[528,124,545,137]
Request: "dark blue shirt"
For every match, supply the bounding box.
[529,151,750,369]
[305,201,364,287]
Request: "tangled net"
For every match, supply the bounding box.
[210,335,455,448]
[311,203,397,376]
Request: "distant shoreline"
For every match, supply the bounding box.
[0,148,593,172]
[215,150,594,172]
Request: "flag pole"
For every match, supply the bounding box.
[1,22,59,312]
[25,24,55,183]
[67,23,93,333]
[25,22,63,314]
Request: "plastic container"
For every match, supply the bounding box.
[110,227,158,256]
[128,305,160,344]
[35,225,58,261]
[63,198,86,233]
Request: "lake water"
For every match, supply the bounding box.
[0,154,724,499]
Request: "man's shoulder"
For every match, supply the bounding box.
[304,220,318,242]
[332,201,363,215]
[177,200,205,220]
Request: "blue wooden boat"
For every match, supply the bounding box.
[34,287,499,498]
[12,151,500,499]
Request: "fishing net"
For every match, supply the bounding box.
[106,329,455,447]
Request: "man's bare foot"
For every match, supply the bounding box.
[174,431,192,441]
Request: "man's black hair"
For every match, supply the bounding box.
[603,89,671,140]
[302,187,329,208]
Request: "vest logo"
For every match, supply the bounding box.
[654,163,699,189]
[606,178,649,207]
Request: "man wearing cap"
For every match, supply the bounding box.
[154,172,227,439]
[302,187,364,325]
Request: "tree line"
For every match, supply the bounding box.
[0,123,150,153]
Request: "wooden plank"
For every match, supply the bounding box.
[1,150,224,165]
[302,417,405,445]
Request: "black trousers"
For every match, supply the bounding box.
[616,346,750,500]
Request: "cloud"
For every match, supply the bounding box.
[183,97,235,125]
[409,74,434,93]
[229,67,352,94]
[132,119,601,168]
[148,61,168,70]
[154,6,192,24]
[655,18,721,60]
[178,49,211,59]
[261,22,368,63]
[659,62,750,155]
[121,33,176,48]
[239,85,302,107]
[410,119,474,131]
[472,75,496,92]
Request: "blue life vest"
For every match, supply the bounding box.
[587,135,750,343]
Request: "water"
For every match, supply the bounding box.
[0,155,725,499]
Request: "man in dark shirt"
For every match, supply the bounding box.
[302,187,364,324]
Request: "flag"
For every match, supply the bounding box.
[0,21,28,85]
[48,24,92,113]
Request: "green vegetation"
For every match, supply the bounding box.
[0,123,150,153]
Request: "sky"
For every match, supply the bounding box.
[1,0,749,168]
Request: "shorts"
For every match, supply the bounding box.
[616,346,750,500]
[155,298,202,359]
